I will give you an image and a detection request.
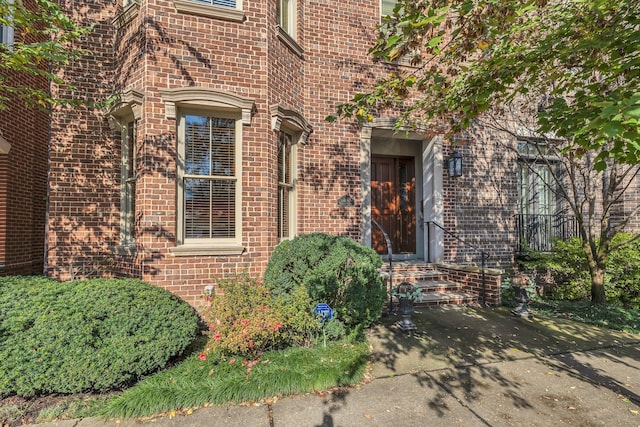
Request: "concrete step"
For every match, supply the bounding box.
[413,279,462,294]
[380,260,479,307]
[390,270,446,286]
[380,260,434,273]
[415,290,479,307]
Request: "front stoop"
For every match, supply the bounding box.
[380,260,479,307]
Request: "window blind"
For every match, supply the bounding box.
[184,114,236,239]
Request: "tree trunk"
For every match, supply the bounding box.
[590,265,606,305]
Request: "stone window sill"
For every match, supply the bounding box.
[111,244,137,256]
[173,0,245,22]
[113,1,140,30]
[275,25,304,58]
[170,243,245,256]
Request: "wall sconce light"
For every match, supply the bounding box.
[447,150,463,177]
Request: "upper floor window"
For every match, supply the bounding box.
[277,0,296,38]
[172,0,244,22]
[196,0,236,6]
[1,0,14,48]
[381,0,396,18]
[0,25,13,46]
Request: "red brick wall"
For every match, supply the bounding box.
[0,0,50,275]
[45,0,514,306]
[441,126,520,269]
[301,1,381,239]
[47,0,120,280]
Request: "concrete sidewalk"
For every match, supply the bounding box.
[35,306,640,427]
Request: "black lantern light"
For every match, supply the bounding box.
[447,150,463,177]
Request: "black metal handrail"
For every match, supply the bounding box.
[425,221,489,306]
[372,219,394,314]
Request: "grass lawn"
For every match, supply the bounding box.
[531,299,640,334]
[103,339,369,419]
[1,337,369,425]
[4,300,639,425]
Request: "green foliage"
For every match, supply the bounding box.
[531,300,640,334]
[333,0,640,166]
[391,282,423,301]
[500,276,538,308]
[103,340,369,419]
[264,233,387,331]
[320,318,346,342]
[602,234,640,308]
[201,277,320,358]
[517,234,640,307]
[518,239,591,301]
[0,0,90,110]
[0,277,199,396]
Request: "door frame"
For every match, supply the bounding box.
[359,119,445,263]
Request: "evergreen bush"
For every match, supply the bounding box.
[517,233,640,307]
[264,233,387,330]
[0,277,199,396]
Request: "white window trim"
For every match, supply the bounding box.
[160,88,255,256]
[270,104,312,242]
[380,0,396,18]
[1,0,15,48]
[277,0,296,37]
[106,89,144,250]
[120,122,136,246]
[277,131,297,241]
[176,109,243,249]
[172,0,245,22]
[275,26,304,58]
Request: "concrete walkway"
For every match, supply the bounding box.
[34,306,640,427]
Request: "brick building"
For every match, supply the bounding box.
[3,0,637,306]
[0,3,50,275]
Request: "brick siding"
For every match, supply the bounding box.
[0,0,50,275]
[41,0,640,309]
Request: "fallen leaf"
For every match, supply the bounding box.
[364,414,372,419]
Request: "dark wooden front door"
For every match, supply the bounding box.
[371,156,416,255]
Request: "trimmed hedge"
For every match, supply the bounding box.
[0,277,200,396]
[264,233,386,331]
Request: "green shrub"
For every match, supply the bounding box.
[264,233,387,331]
[500,276,538,308]
[517,233,640,307]
[517,238,590,300]
[604,234,640,308]
[201,277,320,358]
[0,277,199,396]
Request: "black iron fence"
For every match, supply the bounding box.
[515,214,579,252]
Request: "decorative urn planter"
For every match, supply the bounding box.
[392,281,422,332]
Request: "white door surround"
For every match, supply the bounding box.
[360,119,444,262]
